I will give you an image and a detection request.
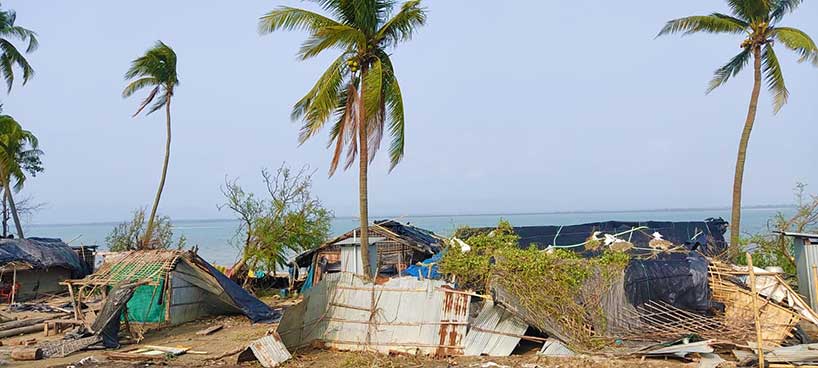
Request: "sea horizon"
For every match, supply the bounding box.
[25,203,794,227]
[21,205,796,267]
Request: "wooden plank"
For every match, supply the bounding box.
[11,347,42,361]
[747,253,765,368]
[196,324,224,336]
[106,352,165,361]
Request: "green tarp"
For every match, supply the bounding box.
[125,280,165,323]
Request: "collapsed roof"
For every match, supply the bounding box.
[69,249,278,323]
[0,237,89,276]
[293,219,444,268]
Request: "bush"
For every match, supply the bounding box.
[106,208,186,252]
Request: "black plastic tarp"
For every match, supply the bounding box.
[0,237,88,277]
[624,252,715,313]
[507,219,728,256]
[197,257,281,323]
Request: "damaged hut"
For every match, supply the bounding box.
[0,237,89,301]
[291,219,443,288]
[64,249,278,328]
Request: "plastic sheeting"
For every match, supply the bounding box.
[492,219,728,256]
[624,252,714,313]
[198,258,281,323]
[0,237,88,276]
[404,251,444,279]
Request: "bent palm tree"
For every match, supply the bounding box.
[122,41,178,249]
[658,0,818,258]
[259,0,427,278]
[0,5,37,92]
[0,115,42,238]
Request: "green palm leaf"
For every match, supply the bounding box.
[762,44,789,112]
[258,7,341,35]
[0,38,32,92]
[294,55,348,144]
[382,61,405,170]
[377,0,426,46]
[708,48,752,93]
[657,15,747,37]
[770,0,803,22]
[298,25,366,60]
[122,77,160,98]
[773,27,818,64]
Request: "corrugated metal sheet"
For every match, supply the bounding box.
[463,301,528,356]
[794,237,818,311]
[249,334,292,368]
[277,272,470,356]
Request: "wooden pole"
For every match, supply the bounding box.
[747,253,765,367]
[10,268,16,305]
[810,265,818,305]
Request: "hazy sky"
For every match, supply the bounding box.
[3,1,817,225]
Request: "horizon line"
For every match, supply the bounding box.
[25,203,794,228]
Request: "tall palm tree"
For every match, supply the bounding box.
[0,4,37,92]
[0,115,42,238]
[259,0,427,278]
[122,41,178,249]
[658,0,818,258]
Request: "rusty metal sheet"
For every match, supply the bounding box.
[249,334,292,368]
[276,272,470,355]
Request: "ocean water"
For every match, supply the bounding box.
[24,207,791,266]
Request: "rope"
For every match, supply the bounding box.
[549,226,650,249]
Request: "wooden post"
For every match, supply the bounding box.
[10,268,16,305]
[810,265,818,305]
[11,347,42,361]
[747,253,765,367]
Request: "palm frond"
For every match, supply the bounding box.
[122,77,159,98]
[0,55,13,93]
[352,0,387,37]
[770,0,803,23]
[0,39,33,91]
[762,44,789,112]
[0,25,38,53]
[123,41,178,85]
[258,7,341,35]
[773,27,818,64]
[379,55,405,170]
[657,14,747,37]
[295,55,347,144]
[132,86,159,117]
[362,58,383,132]
[711,13,750,28]
[707,48,752,93]
[328,82,357,176]
[297,25,365,60]
[145,90,169,116]
[376,0,426,47]
[726,0,769,21]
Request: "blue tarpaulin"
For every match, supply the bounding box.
[404,251,444,280]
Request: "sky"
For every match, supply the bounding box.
[2,1,817,225]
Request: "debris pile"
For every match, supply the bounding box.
[276,219,818,367]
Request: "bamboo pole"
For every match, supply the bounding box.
[10,268,16,305]
[811,265,818,310]
[747,253,765,367]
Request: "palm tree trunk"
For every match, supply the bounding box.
[143,93,172,249]
[358,68,372,280]
[2,190,8,238]
[729,46,763,259]
[3,179,23,239]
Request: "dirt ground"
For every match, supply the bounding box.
[1,295,697,368]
